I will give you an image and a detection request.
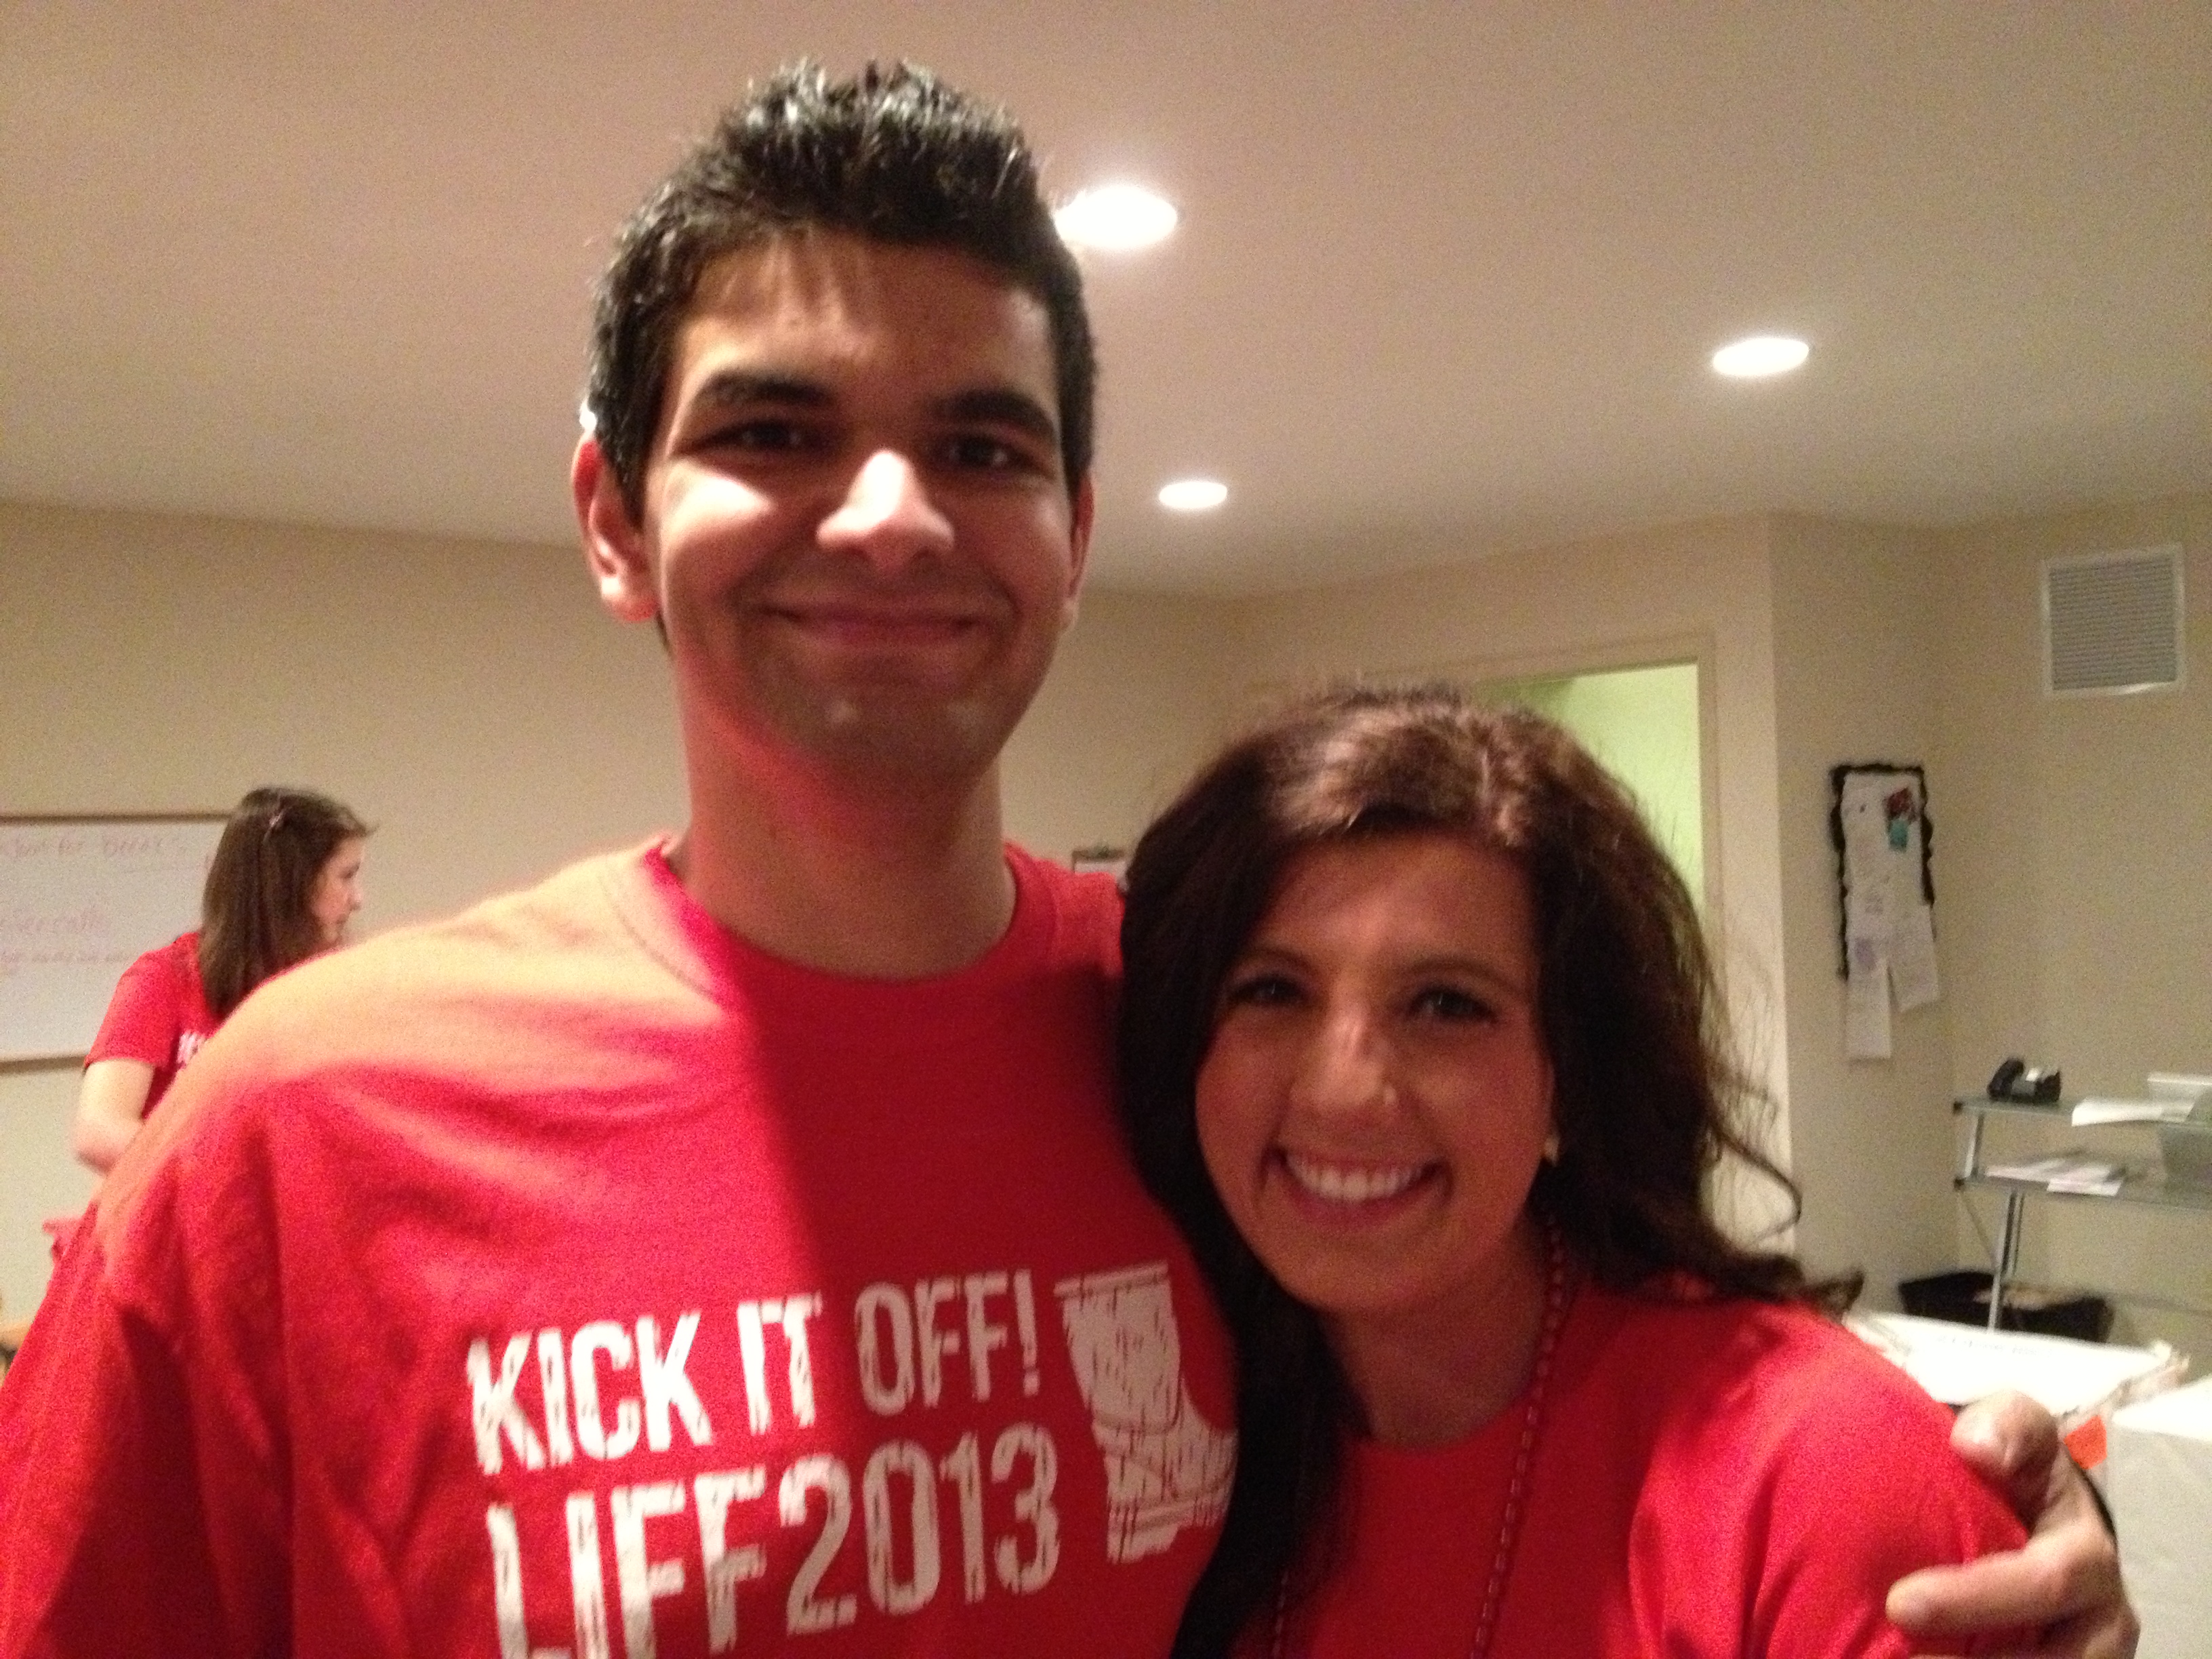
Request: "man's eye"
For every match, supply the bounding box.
[702,419,815,453]
[941,433,1029,472]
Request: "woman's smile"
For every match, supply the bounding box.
[1278,1150,1433,1208]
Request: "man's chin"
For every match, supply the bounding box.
[785,691,1017,784]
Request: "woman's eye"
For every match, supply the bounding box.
[1410,985,1492,1023]
[1222,972,1301,1010]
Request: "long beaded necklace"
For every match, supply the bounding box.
[1270,1220,1576,1659]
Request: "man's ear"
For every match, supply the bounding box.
[573,435,657,622]
[1061,472,1095,630]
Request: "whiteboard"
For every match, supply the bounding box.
[0,815,226,1063]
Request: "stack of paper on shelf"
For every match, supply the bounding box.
[2072,1098,2200,1126]
[2148,1071,2212,1111]
[1982,1152,2127,1195]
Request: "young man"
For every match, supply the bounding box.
[0,63,2130,1659]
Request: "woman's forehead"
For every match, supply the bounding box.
[1251,833,1535,960]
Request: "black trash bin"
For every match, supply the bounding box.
[1898,1270,2112,1343]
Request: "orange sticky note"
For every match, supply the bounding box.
[2063,1413,2108,1472]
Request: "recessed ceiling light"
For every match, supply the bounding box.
[1158,478,1227,512]
[1054,184,1179,253]
[1711,335,1809,378]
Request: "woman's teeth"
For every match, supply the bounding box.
[1283,1154,1425,1203]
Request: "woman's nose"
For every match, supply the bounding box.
[1290,1008,1397,1119]
[817,449,956,570]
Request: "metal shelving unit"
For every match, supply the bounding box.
[1954,1095,2212,1330]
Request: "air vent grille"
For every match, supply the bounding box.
[2043,546,2184,696]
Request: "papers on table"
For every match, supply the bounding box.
[1850,1313,2185,1442]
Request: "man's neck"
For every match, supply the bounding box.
[674,752,1017,979]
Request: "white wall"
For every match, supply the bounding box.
[1000,587,1245,863]
[1767,514,1954,1305]
[1,504,691,916]
[1929,493,2212,1355]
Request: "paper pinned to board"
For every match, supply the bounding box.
[1845,933,1893,1059]
[1888,903,1940,1012]
[1836,768,1938,1059]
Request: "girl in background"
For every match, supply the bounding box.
[72,786,369,1176]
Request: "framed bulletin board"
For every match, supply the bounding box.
[1826,763,1934,976]
[0,814,226,1063]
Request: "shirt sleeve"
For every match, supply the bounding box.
[1744,1361,2035,1657]
[84,947,184,1073]
[1633,1311,2034,1659]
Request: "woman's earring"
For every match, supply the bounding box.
[1542,1129,1561,1165]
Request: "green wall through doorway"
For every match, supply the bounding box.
[1473,661,1704,910]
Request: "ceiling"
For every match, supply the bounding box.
[4,3,2207,594]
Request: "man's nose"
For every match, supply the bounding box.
[817,450,956,570]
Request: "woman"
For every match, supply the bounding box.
[1119,684,2029,1658]
[72,786,369,1176]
